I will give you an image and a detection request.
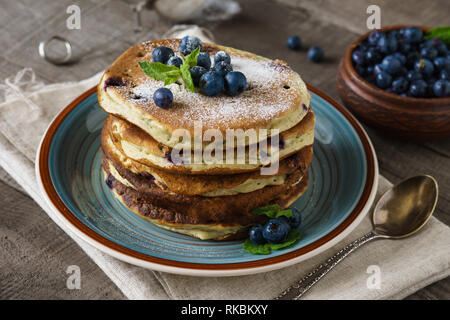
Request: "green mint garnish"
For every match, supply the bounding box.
[243,229,301,255]
[138,61,181,83]
[243,205,299,255]
[180,46,200,92]
[251,204,280,218]
[138,46,201,92]
[425,26,450,44]
[251,204,292,219]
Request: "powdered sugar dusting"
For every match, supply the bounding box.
[116,49,306,132]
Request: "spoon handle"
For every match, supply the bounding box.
[275,231,379,300]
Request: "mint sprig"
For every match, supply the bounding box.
[138,46,201,92]
[251,204,292,219]
[243,204,300,255]
[243,229,301,255]
[425,26,450,44]
[180,47,200,92]
[138,61,181,85]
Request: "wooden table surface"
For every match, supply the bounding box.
[0,0,449,299]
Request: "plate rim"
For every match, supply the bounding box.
[36,85,378,277]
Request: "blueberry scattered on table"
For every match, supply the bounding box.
[152,46,174,64]
[352,26,450,98]
[153,87,173,109]
[287,35,302,50]
[307,46,324,63]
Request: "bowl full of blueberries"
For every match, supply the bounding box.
[337,25,450,140]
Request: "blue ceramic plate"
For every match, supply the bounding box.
[37,86,378,276]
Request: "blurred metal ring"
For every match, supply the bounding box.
[38,36,73,65]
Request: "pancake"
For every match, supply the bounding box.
[103,164,309,240]
[97,39,311,150]
[102,121,313,196]
[105,110,315,174]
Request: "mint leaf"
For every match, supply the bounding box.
[138,61,181,83]
[179,47,200,92]
[184,46,201,68]
[276,209,293,218]
[243,229,301,255]
[425,26,450,44]
[251,204,280,218]
[163,70,182,86]
[180,62,195,92]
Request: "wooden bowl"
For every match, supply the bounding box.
[337,25,450,140]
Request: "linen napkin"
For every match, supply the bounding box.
[1,53,449,300]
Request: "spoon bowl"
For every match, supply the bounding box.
[373,175,438,239]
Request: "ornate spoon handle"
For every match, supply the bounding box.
[275,231,380,300]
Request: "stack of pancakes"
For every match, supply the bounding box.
[97,39,315,240]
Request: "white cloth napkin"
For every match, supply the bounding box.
[1,70,449,300]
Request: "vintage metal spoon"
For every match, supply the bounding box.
[276,175,438,300]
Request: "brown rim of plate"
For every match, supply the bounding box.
[38,85,376,271]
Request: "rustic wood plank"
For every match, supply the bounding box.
[0,179,125,299]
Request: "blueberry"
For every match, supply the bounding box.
[104,76,125,89]
[199,71,224,96]
[433,80,449,97]
[214,51,231,65]
[421,47,438,60]
[380,55,402,75]
[414,59,435,77]
[262,218,290,244]
[179,35,202,56]
[287,35,302,50]
[166,56,182,68]
[391,77,409,94]
[426,38,447,56]
[365,47,382,64]
[433,57,447,70]
[189,66,207,86]
[249,225,266,245]
[409,80,427,97]
[152,46,174,64]
[224,71,247,96]
[354,64,366,77]
[212,61,233,76]
[288,208,302,229]
[392,52,406,65]
[406,52,420,68]
[153,88,173,109]
[352,50,365,65]
[440,69,449,80]
[368,30,383,46]
[375,71,392,89]
[406,70,422,81]
[398,41,411,54]
[373,64,384,75]
[307,46,324,63]
[196,52,211,70]
[402,27,423,43]
[377,34,397,54]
